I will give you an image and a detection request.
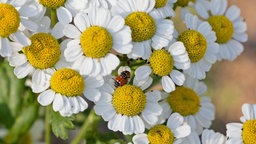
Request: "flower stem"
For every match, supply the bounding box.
[51,9,57,28]
[45,106,51,144]
[71,109,101,144]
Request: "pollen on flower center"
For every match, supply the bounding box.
[39,0,66,9]
[178,30,207,63]
[148,125,174,144]
[208,15,234,44]
[50,68,85,96]
[80,26,113,58]
[155,0,168,8]
[112,85,146,116]
[175,0,194,7]
[149,49,174,76]
[0,3,20,37]
[23,33,61,69]
[242,120,256,144]
[167,86,200,116]
[125,12,156,42]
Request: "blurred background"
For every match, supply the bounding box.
[208,0,256,133]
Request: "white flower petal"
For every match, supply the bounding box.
[74,12,90,32]
[57,6,72,24]
[161,76,175,93]
[21,19,38,32]
[52,22,65,39]
[52,93,64,112]
[14,62,34,79]
[107,15,125,33]
[168,41,186,56]
[64,44,83,62]
[135,65,152,81]
[167,113,184,130]
[63,24,81,39]
[13,32,31,46]
[85,76,104,88]
[69,97,80,114]
[133,116,145,134]
[0,38,12,57]
[170,70,185,86]
[9,53,27,67]
[242,103,256,120]
[225,5,240,22]
[37,90,55,106]
[132,134,149,144]
[174,125,191,139]
[80,57,94,75]
[84,89,101,102]
[77,96,88,111]
[19,4,38,17]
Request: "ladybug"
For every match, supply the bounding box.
[114,71,131,87]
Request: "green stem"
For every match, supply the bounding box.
[71,110,101,144]
[45,106,51,144]
[51,9,57,28]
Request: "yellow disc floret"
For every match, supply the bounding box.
[80,26,113,58]
[23,33,60,69]
[112,85,146,116]
[125,12,156,42]
[39,0,66,9]
[175,0,194,7]
[50,68,85,96]
[178,30,207,63]
[149,49,174,76]
[155,0,168,8]
[242,120,256,144]
[208,15,234,44]
[148,125,174,144]
[167,86,200,116]
[0,3,20,37]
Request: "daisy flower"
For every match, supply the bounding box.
[37,67,104,116]
[201,129,226,144]
[158,75,215,134]
[134,41,190,93]
[112,0,174,60]
[132,113,191,144]
[150,0,176,19]
[8,26,69,93]
[0,0,42,57]
[94,77,162,135]
[63,7,132,76]
[226,103,256,144]
[195,0,248,61]
[172,13,219,80]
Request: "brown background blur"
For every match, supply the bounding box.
[208,0,256,134]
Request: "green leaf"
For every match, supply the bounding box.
[0,61,39,143]
[50,108,75,140]
[4,90,39,143]
[0,61,25,117]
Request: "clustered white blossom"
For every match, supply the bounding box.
[0,0,251,143]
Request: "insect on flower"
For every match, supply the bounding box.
[114,70,131,87]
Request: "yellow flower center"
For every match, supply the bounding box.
[125,12,156,42]
[155,0,168,8]
[175,0,194,7]
[80,26,113,58]
[0,3,20,37]
[50,68,85,96]
[39,0,66,9]
[112,84,146,116]
[208,15,234,44]
[149,49,174,76]
[23,33,60,69]
[178,30,207,63]
[167,86,200,116]
[242,120,256,144]
[148,125,174,144]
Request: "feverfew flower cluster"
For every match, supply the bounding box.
[0,0,250,143]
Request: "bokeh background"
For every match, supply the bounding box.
[208,0,256,133]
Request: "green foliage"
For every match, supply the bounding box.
[50,108,75,140]
[0,61,39,143]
